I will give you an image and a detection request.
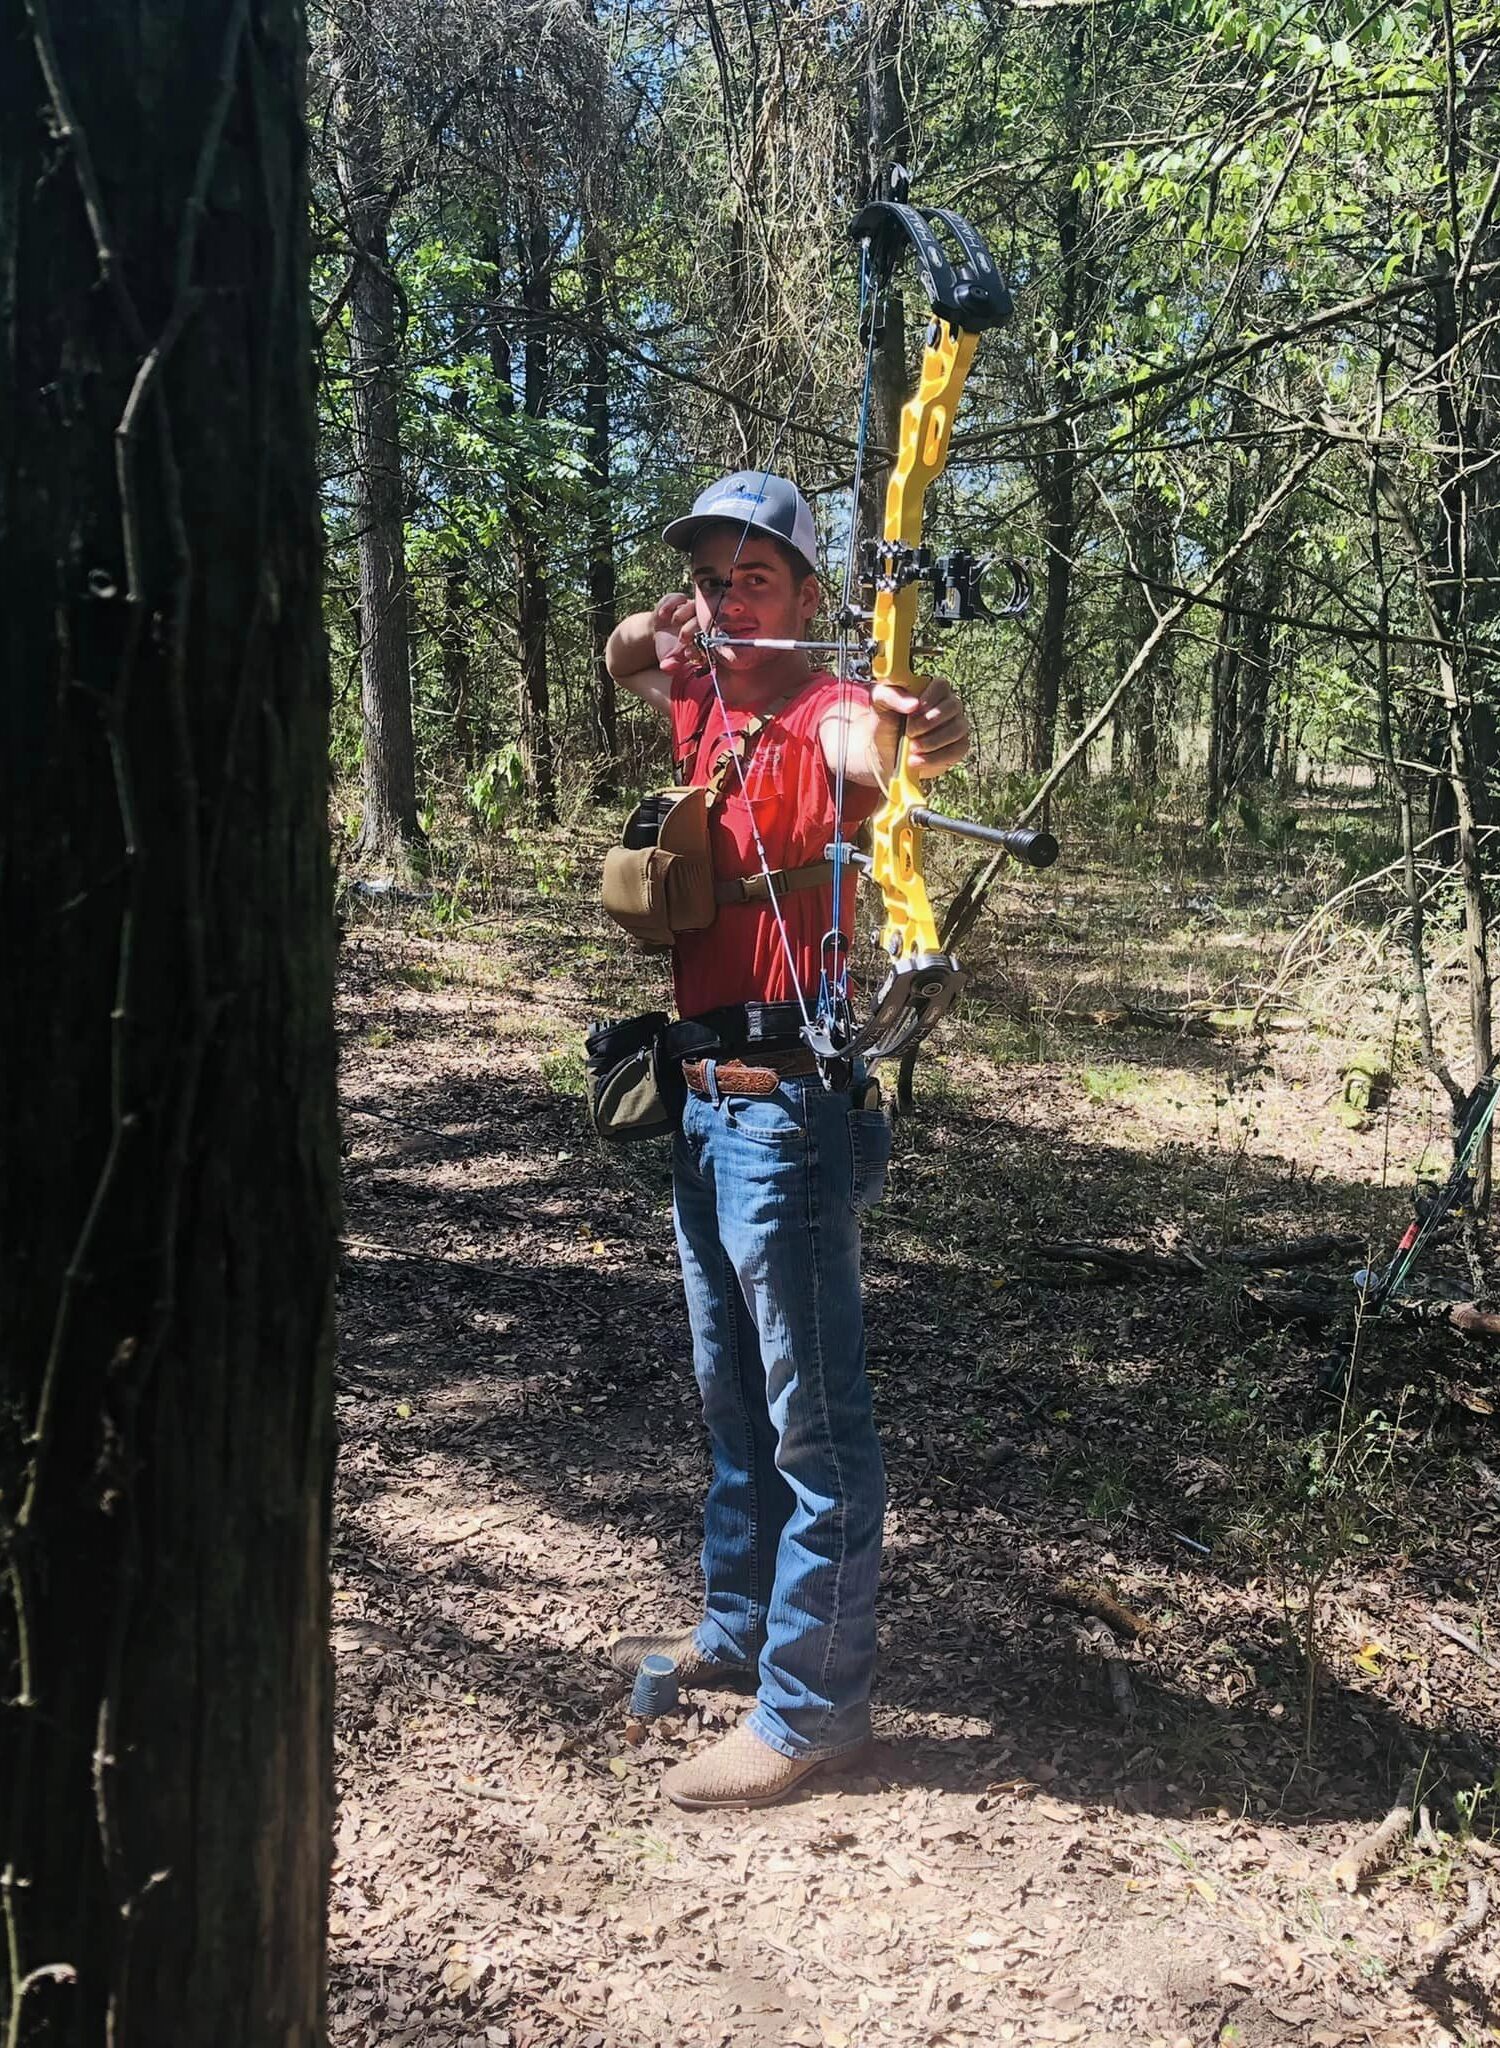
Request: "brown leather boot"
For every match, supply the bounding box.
[607,1628,752,1687]
[661,1719,853,1811]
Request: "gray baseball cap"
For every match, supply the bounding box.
[662,471,818,575]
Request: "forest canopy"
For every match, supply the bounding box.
[315,0,1500,870]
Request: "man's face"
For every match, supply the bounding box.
[688,523,819,669]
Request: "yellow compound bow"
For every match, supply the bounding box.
[806,175,1056,1069]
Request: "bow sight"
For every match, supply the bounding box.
[852,540,1032,629]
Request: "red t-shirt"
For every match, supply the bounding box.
[669,669,880,1017]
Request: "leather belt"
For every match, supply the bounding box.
[683,1053,820,1097]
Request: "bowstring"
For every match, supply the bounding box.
[694,352,823,1035]
[818,243,883,1048]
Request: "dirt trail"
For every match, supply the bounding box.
[330,919,1498,2048]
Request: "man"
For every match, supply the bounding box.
[604,472,969,1811]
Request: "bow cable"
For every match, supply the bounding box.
[819,243,885,1050]
[692,356,825,1039]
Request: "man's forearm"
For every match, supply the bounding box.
[824,702,885,789]
[605,610,659,682]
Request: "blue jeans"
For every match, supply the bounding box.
[671,1064,891,1758]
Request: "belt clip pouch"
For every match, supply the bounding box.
[602,787,717,947]
[661,1018,722,1064]
[584,1011,678,1143]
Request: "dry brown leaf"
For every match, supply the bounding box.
[1033,1797,1075,1824]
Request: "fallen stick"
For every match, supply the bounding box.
[1331,1769,1416,1892]
[1429,1614,1500,1675]
[1416,1877,1490,1975]
[1052,1578,1150,1640]
[1245,1286,1498,1337]
[1447,1302,1500,1339]
[1220,1235,1366,1268]
[1030,1242,1199,1279]
[1049,1002,1308,1038]
[1072,1615,1137,1723]
[1240,1281,1344,1326]
[1030,1235,1364,1282]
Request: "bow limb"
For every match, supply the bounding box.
[867,320,979,969]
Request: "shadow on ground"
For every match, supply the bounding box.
[337,1043,1499,1837]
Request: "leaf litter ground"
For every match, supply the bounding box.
[331,843,1499,2048]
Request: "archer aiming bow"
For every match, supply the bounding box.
[698,168,1057,1084]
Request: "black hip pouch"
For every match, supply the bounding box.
[584,1012,680,1143]
[583,1013,724,1143]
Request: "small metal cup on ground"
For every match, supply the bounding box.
[629,1652,680,1717]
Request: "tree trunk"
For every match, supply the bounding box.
[0,6,337,2045]
[582,236,619,790]
[862,0,913,531]
[491,223,556,822]
[333,5,423,867]
[442,555,474,765]
[1206,606,1240,823]
[1235,562,1280,788]
[1027,16,1089,775]
[1032,437,1077,774]
[518,219,556,820]
[1129,481,1171,786]
[440,383,475,765]
[1205,425,1252,824]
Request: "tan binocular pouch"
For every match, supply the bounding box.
[602,689,834,950]
[601,785,717,948]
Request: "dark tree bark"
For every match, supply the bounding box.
[0,4,337,2045]
[515,220,556,819]
[582,235,619,789]
[441,386,475,764]
[1427,253,1500,839]
[1206,605,1240,823]
[332,1,423,866]
[1234,558,1281,787]
[442,554,475,764]
[1128,481,1172,785]
[862,0,914,529]
[1415,62,1499,1110]
[1206,417,1252,825]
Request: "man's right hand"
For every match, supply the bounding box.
[654,592,700,674]
[606,597,703,722]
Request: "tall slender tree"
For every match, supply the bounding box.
[332,0,424,866]
[582,228,620,786]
